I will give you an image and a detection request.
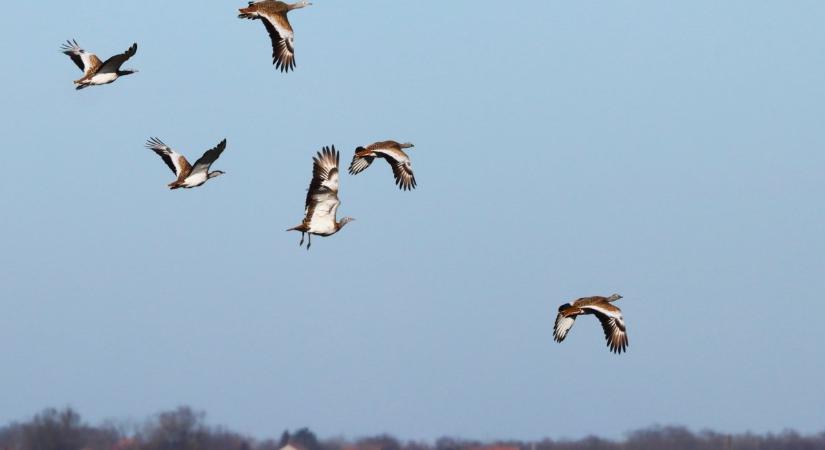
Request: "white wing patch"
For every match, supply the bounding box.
[322,169,339,192]
[553,314,576,343]
[349,156,373,174]
[262,12,294,42]
[583,303,623,321]
[145,137,186,177]
[80,53,97,75]
[60,40,99,75]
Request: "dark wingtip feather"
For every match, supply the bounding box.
[145,137,168,149]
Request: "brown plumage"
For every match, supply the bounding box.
[348,140,417,190]
[553,294,628,354]
[145,138,227,190]
[238,0,312,72]
[60,40,138,89]
[287,146,354,249]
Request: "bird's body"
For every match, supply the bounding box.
[553,294,628,354]
[348,140,417,190]
[85,71,118,86]
[60,40,138,90]
[238,0,311,72]
[145,138,227,189]
[179,171,209,189]
[288,146,354,249]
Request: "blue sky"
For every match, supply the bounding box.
[1,0,824,442]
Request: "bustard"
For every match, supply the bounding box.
[288,146,354,249]
[60,40,138,90]
[145,138,227,189]
[238,0,312,72]
[348,141,417,190]
[553,294,628,354]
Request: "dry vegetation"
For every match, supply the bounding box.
[1,407,824,450]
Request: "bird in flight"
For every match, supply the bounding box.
[553,294,628,354]
[238,0,312,72]
[348,141,417,191]
[60,40,138,90]
[288,146,354,249]
[145,138,227,190]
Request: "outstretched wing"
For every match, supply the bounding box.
[260,13,296,72]
[584,303,629,354]
[305,145,340,205]
[376,147,416,190]
[553,312,577,343]
[348,147,375,175]
[145,137,191,178]
[303,146,340,226]
[189,139,227,177]
[388,159,416,190]
[99,43,137,73]
[60,39,101,75]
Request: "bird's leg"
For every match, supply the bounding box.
[299,232,305,246]
[307,234,312,250]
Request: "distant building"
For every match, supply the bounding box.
[282,443,311,450]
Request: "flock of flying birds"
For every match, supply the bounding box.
[60,0,629,354]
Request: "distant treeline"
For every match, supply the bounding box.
[1,406,824,450]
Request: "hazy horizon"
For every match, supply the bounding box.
[4,405,825,444]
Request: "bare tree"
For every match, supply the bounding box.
[20,408,86,450]
[141,406,207,450]
[3,406,825,450]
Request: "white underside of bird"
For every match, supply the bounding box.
[179,172,209,188]
[85,72,119,85]
[306,198,339,234]
[307,222,336,235]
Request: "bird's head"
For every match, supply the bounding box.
[338,217,355,228]
[119,68,139,76]
[296,0,312,7]
[208,170,226,179]
[607,293,623,302]
[400,142,415,149]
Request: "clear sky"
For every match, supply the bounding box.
[1,0,824,442]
